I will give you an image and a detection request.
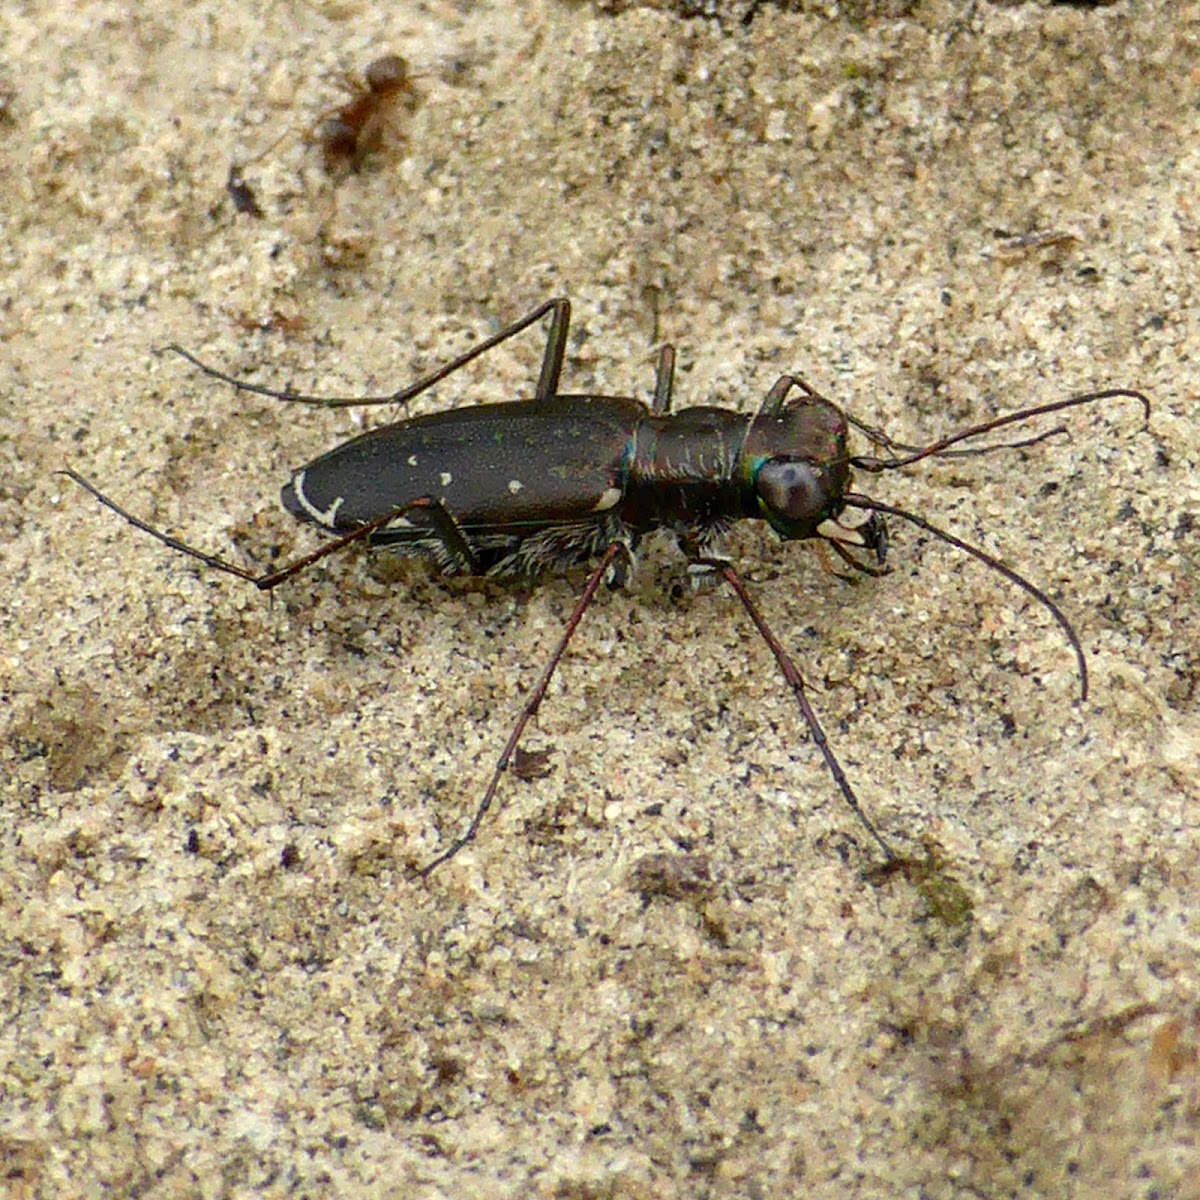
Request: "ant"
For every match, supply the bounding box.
[316,54,420,175]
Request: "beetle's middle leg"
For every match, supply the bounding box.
[417,538,633,877]
[366,496,479,576]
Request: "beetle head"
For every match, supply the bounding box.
[740,394,851,540]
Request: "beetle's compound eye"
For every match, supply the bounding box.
[756,459,829,525]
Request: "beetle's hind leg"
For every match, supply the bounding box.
[64,468,472,590]
[162,298,576,411]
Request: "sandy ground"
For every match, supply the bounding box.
[2,1,1198,1196]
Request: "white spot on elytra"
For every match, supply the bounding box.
[408,455,418,467]
[440,472,453,487]
[591,487,621,512]
[508,479,523,495]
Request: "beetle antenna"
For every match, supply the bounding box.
[843,494,1088,701]
[850,389,1150,472]
[846,413,1071,460]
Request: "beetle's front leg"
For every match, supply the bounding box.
[691,554,897,863]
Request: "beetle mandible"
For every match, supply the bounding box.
[65,298,1150,875]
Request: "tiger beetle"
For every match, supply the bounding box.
[64,298,1150,877]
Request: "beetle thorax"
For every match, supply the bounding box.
[621,406,750,542]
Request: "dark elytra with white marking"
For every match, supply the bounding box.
[64,298,1150,877]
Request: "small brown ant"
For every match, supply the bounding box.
[317,54,420,175]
